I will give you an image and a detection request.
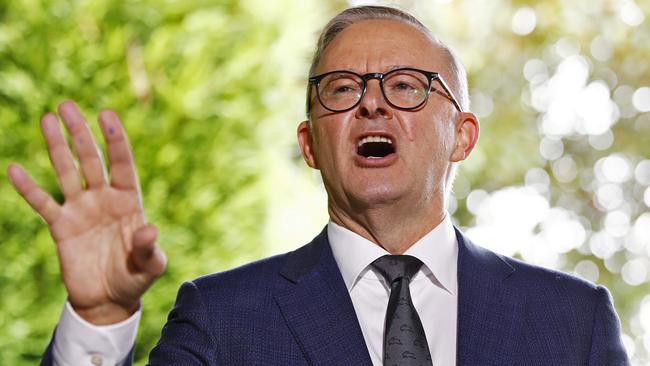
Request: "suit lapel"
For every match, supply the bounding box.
[274,229,372,366]
[455,229,524,366]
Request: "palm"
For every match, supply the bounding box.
[53,187,145,308]
[8,101,165,324]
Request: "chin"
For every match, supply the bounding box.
[349,183,404,208]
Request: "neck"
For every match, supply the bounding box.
[329,199,446,254]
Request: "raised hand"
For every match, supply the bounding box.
[7,101,166,325]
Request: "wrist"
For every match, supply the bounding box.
[72,300,140,325]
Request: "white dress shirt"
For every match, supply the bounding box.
[53,302,140,366]
[328,214,458,366]
[54,215,457,365]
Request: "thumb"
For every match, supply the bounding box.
[131,224,167,278]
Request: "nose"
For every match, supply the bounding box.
[355,79,393,120]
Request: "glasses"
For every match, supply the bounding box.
[308,67,463,113]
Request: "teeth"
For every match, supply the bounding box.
[357,135,393,147]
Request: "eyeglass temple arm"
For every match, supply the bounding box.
[432,76,463,112]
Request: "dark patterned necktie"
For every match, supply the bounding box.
[372,255,433,366]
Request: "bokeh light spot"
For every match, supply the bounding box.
[628,213,650,255]
[466,189,489,215]
[554,38,581,58]
[634,160,650,185]
[511,7,537,36]
[596,154,632,183]
[523,59,548,82]
[525,167,550,194]
[588,130,614,150]
[574,259,600,282]
[542,208,586,253]
[632,87,650,112]
[589,231,622,259]
[604,210,631,237]
[576,81,619,135]
[622,259,648,286]
[552,155,578,182]
[640,295,650,332]
[595,183,624,211]
[590,36,613,62]
[466,187,549,257]
[539,137,564,160]
[620,1,645,27]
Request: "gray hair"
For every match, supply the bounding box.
[306,5,469,116]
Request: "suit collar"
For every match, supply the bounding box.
[327,215,458,295]
[275,228,373,366]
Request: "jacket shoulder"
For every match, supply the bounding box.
[502,254,604,297]
[187,228,329,301]
[459,229,603,297]
[190,251,289,299]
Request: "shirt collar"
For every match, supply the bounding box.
[328,214,458,295]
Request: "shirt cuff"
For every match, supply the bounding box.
[52,301,141,366]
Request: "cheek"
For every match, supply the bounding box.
[432,120,456,157]
[314,120,350,153]
[312,128,347,171]
[413,123,454,160]
[409,124,456,190]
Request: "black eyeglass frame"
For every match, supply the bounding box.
[308,67,463,113]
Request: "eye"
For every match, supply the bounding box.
[322,76,361,97]
[393,82,416,91]
[384,71,429,101]
[386,80,422,96]
[386,76,424,91]
[334,85,354,93]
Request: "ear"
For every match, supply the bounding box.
[450,112,480,162]
[297,120,319,169]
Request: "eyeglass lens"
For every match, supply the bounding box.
[317,70,430,111]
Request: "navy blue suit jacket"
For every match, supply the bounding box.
[43,228,629,365]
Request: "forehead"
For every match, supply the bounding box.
[316,19,448,74]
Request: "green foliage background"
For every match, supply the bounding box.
[0,0,311,362]
[1,0,649,364]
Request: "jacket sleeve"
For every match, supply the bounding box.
[148,281,219,365]
[588,286,630,366]
[40,335,55,366]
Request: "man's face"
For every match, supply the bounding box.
[298,19,477,219]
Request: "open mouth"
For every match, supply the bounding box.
[357,135,395,158]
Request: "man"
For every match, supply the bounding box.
[8,5,628,366]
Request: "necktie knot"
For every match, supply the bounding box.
[371,255,423,284]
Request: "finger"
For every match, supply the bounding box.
[7,164,62,224]
[131,224,167,277]
[40,112,84,198]
[98,109,140,191]
[58,101,108,189]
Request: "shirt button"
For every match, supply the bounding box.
[90,354,103,366]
